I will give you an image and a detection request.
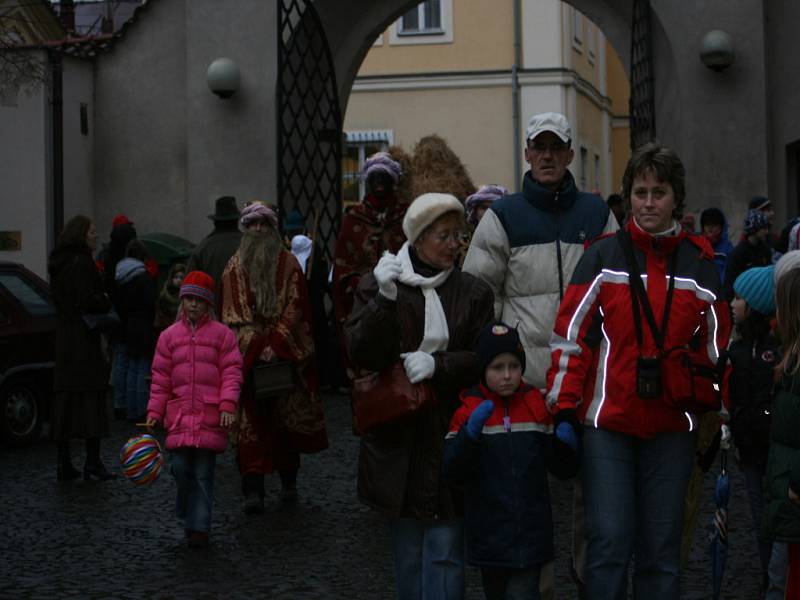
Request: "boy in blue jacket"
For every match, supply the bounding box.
[443,322,579,600]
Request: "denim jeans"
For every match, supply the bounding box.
[171,448,216,533]
[766,541,788,600]
[112,343,129,410]
[480,565,541,600]
[388,518,465,600]
[582,427,695,600]
[126,356,151,419]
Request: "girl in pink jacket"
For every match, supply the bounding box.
[146,271,242,548]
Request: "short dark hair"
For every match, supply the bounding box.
[57,215,92,249]
[622,142,686,213]
[125,239,150,261]
[607,193,623,207]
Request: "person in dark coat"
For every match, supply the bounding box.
[48,215,116,481]
[729,266,780,592]
[346,192,495,599]
[187,196,242,314]
[700,207,734,283]
[97,214,138,419]
[444,322,578,600]
[153,262,186,337]
[115,239,157,421]
[724,208,772,301]
[763,267,800,598]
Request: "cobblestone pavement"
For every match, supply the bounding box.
[1,393,762,599]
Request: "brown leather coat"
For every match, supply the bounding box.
[346,260,494,519]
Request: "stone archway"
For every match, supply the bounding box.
[312,0,769,230]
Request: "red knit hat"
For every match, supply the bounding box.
[112,214,133,227]
[179,271,215,305]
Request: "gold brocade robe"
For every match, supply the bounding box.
[220,250,328,453]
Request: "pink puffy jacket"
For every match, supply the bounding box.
[147,313,242,452]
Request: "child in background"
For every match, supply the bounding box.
[729,265,780,592]
[146,271,242,548]
[763,267,800,597]
[443,322,579,600]
[153,262,186,337]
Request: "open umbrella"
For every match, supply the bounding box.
[711,447,730,600]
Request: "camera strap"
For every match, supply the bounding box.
[617,229,678,352]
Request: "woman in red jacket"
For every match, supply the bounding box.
[546,143,731,599]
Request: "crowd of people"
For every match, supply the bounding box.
[45,110,800,599]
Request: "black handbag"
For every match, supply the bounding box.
[252,361,294,402]
[81,308,121,333]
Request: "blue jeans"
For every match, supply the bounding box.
[171,448,216,533]
[112,343,129,410]
[480,565,541,600]
[582,427,695,600]
[766,542,788,600]
[388,518,465,600]
[126,356,150,419]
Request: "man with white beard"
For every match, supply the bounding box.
[221,202,328,514]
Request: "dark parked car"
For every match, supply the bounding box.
[0,261,55,444]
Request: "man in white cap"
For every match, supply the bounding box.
[463,111,617,599]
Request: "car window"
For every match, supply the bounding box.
[0,273,54,316]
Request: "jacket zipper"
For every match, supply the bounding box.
[554,191,564,300]
[191,321,198,447]
[504,398,523,567]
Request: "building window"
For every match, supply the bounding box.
[389,0,453,46]
[580,146,588,189]
[572,8,583,48]
[587,23,596,64]
[594,153,601,191]
[399,0,442,35]
[342,130,394,209]
[80,103,89,135]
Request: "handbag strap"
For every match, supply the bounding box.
[617,229,678,352]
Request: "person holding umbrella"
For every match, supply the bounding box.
[546,142,732,599]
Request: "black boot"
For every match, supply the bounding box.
[279,469,298,503]
[242,474,265,514]
[83,438,117,481]
[56,441,80,482]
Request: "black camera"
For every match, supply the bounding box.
[637,356,662,399]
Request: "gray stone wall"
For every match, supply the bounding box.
[93,0,278,244]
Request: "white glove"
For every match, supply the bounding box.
[720,424,732,449]
[400,351,436,384]
[373,253,402,301]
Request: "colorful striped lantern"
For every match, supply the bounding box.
[120,434,164,485]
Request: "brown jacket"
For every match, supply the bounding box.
[346,260,494,519]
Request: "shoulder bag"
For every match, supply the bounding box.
[252,360,295,402]
[81,308,121,333]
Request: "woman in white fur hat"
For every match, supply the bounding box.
[346,192,495,599]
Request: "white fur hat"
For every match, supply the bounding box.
[403,193,464,245]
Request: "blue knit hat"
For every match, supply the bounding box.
[734,265,775,315]
[743,209,770,235]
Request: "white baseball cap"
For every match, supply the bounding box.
[525,112,572,143]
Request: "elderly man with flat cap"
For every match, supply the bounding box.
[187,196,242,313]
[464,111,617,599]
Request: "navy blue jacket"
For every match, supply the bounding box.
[443,383,577,568]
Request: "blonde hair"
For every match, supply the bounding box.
[776,268,800,375]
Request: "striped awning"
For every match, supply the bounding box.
[345,129,394,144]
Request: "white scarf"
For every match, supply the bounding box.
[396,242,453,354]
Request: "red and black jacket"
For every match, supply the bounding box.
[443,383,577,569]
[546,220,731,438]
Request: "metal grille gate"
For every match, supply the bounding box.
[629,0,656,150]
[276,0,342,263]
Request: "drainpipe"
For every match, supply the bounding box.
[50,50,64,246]
[512,0,522,191]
